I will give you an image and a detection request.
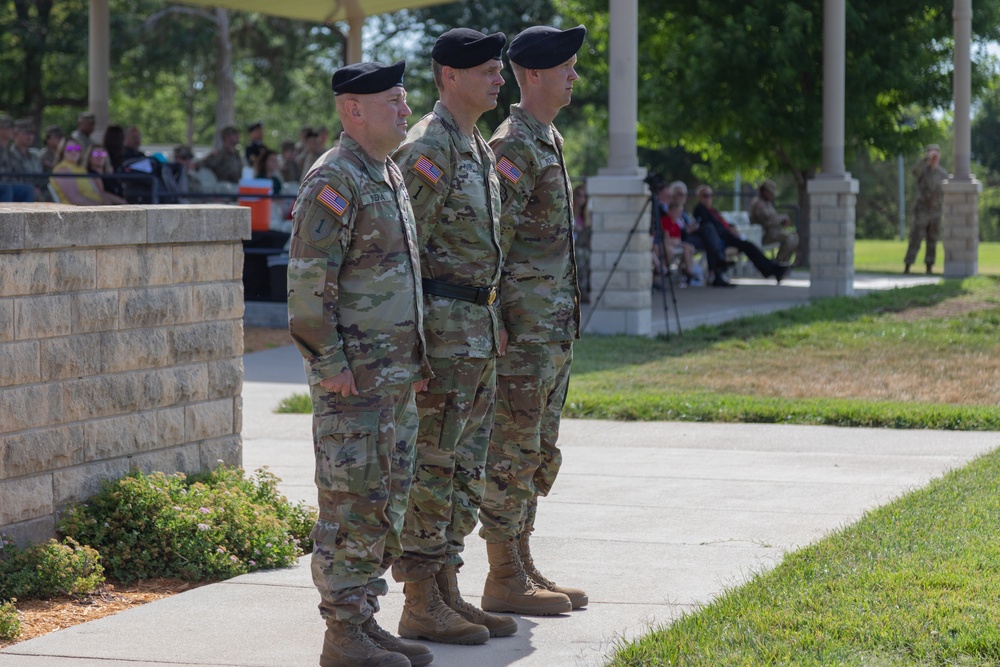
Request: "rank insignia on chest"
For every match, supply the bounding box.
[317,185,349,215]
[413,155,443,184]
[497,157,522,184]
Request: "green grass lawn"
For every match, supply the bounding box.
[608,444,1000,667]
[854,239,1000,274]
[567,276,1000,430]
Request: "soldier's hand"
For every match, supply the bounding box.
[320,369,359,397]
[498,327,509,356]
[413,378,430,393]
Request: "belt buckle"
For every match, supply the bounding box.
[486,286,497,306]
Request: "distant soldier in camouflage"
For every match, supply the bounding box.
[69,111,96,157]
[390,28,515,645]
[199,125,243,184]
[904,144,948,274]
[479,25,589,617]
[287,60,433,667]
[749,179,799,265]
[7,120,46,200]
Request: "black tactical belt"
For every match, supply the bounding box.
[422,278,498,306]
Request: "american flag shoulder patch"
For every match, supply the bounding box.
[317,185,349,215]
[497,157,522,184]
[413,155,444,184]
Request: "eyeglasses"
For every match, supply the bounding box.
[91,149,108,157]
[65,144,82,152]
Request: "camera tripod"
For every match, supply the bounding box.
[583,186,682,337]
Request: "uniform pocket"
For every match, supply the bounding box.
[314,411,382,494]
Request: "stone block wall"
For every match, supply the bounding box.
[0,204,250,546]
[941,179,981,278]
[807,176,859,298]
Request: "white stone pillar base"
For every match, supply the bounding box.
[807,175,859,298]
[584,174,652,335]
[941,179,981,278]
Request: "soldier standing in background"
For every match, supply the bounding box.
[200,126,243,184]
[391,28,517,646]
[904,144,948,274]
[287,60,433,667]
[479,24,589,617]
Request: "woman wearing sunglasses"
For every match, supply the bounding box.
[49,139,126,205]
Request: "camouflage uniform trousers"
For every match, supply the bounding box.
[479,342,573,543]
[761,225,799,265]
[392,355,496,582]
[904,209,942,266]
[310,381,418,623]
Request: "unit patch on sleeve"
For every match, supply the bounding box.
[413,155,444,184]
[496,157,522,184]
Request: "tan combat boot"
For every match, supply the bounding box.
[362,615,434,667]
[398,577,490,645]
[319,618,410,667]
[518,532,589,609]
[481,539,572,615]
[436,564,518,638]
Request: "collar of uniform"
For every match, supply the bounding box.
[509,104,556,149]
[339,132,392,185]
[432,101,479,160]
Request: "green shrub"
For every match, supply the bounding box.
[0,600,20,641]
[0,537,104,600]
[275,392,312,414]
[58,467,316,583]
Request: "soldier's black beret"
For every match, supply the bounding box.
[507,25,586,69]
[432,28,506,69]
[331,60,406,95]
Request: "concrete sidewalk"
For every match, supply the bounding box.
[3,272,991,667]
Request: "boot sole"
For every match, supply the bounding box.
[398,627,490,645]
[568,594,589,609]
[486,622,519,638]
[481,595,572,616]
[320,654,409,667]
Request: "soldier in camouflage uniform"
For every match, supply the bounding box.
[199,126,243,184]
[390,28,516,645]
[69,111,95,157]
[7,120,46,200]
[478,25,589,617]
[749,179,799,265]
[287,60,433,667]
[0,114,35,203]
[904,144,948,274]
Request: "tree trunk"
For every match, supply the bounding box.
[213,8,235,149]
[14,0,53,129]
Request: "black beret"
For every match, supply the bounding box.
[331,60,406,95]
[508,25,586,69]
[432,28,506,69]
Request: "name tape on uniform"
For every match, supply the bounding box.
[413,155,443,184]
[497,157,522,184]
[317,185,349,215]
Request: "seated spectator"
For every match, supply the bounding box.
[693,185,789,283]
[123,126,147,161]
[653,190,701,286]
[279,140,301,184]
[667,181,735,287]
[6,119,47,200]
[164,144,199,200]
[245,121,266,164]
[749,179,799,265]
[199,125,243,184]
[0,113,34,202]
[296,128,322,175]
[39,125,64,172]
[253,147,295,232]
[50,139,125,205]
[70,111,96,156]
[100,124,127,197]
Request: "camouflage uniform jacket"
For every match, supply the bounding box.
[489,104,580,344]
[749,197,781,234]
[287,133,430,392]
[393,101,503,358]
[7,146,45,186]
[201,148,243,184]
[69,129,92,156]
[913,160,947,215]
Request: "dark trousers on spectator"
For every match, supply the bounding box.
[0,183,34,202]
[685,222,728,273]
[718,227,781,278]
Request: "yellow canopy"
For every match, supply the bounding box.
[174,0,450,24]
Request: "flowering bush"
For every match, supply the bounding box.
[0,600,20,641]
[0,536,104,601]
[58,467,316,583]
